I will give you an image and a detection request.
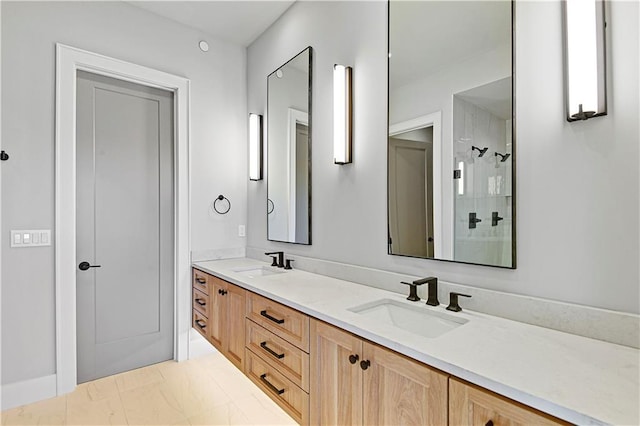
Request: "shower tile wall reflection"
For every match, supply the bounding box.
[453,77,512,266]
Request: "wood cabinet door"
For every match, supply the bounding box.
[362,342,448,426]
[310,320,363,426]
[449,378,568,426]
[225,283,245,369]
[208,278,225,350]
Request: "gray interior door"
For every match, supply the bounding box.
[388,137,434,258]
[76,71,174,383]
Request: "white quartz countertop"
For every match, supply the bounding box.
[193,258,639,426]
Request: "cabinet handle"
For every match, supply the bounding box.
[260,341,285,359]
[260,373,285,395]
[260,310,285,324]
[218,289,228,295]
[195,298,206,306]
[360,360,370,370]
[195,319,206,329]
[348,354,359,364]
[196,277,206,284]
[485,421,494,426]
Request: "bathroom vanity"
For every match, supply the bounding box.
[192,259,638,426]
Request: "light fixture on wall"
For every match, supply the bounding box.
[249,113,263,181]
[333,64,352,164]
[563,0,607,121]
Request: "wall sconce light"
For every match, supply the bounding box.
[563,0,607,121]
[249,113,263,181]
[333,64,352,164]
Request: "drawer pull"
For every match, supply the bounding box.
[195,277,206,284]
[260,341,285,359]
[260,310,285,324]
[348,354,359,364]
[260,373,285,395]
[485,421,494,426]
[195,319,206,329]
[195,298,206,306]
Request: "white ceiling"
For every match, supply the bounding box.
[127,1,295,47]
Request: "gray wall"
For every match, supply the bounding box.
[247,1,639,314]
[1,1,247,385]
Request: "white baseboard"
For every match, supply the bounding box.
[0,374,57,410]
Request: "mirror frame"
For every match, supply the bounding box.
[386,1,516,269]
[266,46,313,245]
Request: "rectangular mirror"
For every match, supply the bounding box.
[267,47,312,244]
[388,1,515,268]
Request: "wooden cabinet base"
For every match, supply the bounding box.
[192,267,569,426]
[449,378,569,426]
[245,349,309,425]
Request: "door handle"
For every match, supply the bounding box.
[78,261,101,271]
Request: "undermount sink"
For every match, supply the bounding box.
[348,299,468,338]
[231,266,285,278]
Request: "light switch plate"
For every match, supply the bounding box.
[11,230,51,248]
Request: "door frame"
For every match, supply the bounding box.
[55,44,191,395]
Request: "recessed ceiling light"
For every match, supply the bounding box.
[199,40,209,52]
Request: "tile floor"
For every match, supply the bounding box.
[1,342,297,425]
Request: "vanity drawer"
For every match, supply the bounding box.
[192,269,209,294]
[449,378,570,425]
[246,319,310,392]
[192,310,208,338]
[246,293,309,352]
[192,287,209,317]
[245,348,309,425]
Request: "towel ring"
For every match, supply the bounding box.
[213,195,231,215]
[267,199,274,215]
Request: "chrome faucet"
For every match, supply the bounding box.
[265,251,284,268]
